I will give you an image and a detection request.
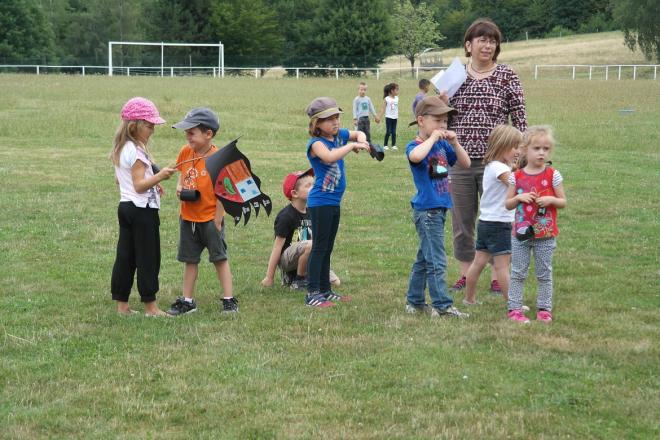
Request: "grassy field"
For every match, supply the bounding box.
[0,74,658,439]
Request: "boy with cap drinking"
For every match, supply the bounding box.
[261,169,341,291]
[405,96,471,318]
[167,107,238,315]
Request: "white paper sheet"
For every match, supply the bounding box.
[430,57,467,98]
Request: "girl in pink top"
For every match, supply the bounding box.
[109,97,176,316]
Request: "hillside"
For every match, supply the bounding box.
[383,31,652,77]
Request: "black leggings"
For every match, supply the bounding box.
[111,202,161,303]
[307,205,340,294]
[384,117,397,147]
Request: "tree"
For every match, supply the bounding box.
[283,0,392,68]
[392,0,445,70]
[211,0,284,66]
[612,0,660,61]
[0,0,56,63]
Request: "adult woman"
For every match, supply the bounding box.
[447,18,527,293]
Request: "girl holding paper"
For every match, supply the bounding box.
[446,18,528,295]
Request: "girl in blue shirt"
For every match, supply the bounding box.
[304,97,370,307]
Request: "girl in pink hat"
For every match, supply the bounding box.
[108,97,176,316]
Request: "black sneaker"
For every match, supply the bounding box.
[167,297,197,316]
[305,292,334,308]
[290,277,308,291]
[222,297,239,313]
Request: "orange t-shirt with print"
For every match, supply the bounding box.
[177,144,218,222]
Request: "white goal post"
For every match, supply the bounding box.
[108,41,224,77]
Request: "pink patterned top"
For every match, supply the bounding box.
[449,64,527,159]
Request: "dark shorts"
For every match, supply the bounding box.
[177,219,228,263]
[475,220,512,256]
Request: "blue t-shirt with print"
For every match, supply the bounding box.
[406,138,457,210]
[306,128,350,207]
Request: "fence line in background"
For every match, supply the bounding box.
[534,64,659,80]
[0,64,446,79]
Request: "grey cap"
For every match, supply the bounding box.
[172,107,220,131]
[306,97,343,119]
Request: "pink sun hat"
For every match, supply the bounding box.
[120,97,166,124]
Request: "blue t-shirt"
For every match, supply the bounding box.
[406,138,457,210]
[306,128,350,207]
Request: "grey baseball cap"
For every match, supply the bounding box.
[306,97,343,119]
[172,107,220,131]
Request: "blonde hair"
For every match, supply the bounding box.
[308,117,322,137]
[517,125,556,169]
[483,125,522,165]
[109,119,153,166]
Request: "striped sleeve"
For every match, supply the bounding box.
[552,170,563,187]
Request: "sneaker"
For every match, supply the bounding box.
[461,299,482,306]
[449,276,466,292]
[508,309,530,323]
[490,280,502,295]
[222,297,239,313]
[521,305,530,312]
[305,292,334,308]
[290,277,308,291]
[391,145,398,150]
[431,306,469,319]
[536,310,553,322]
[383,145,390,151]
[405,303,429,314]
[167,297,197,316]
[323,290,351,302]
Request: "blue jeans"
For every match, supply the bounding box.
[407,208,453,309]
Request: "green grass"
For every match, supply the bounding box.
[0,75,658,439]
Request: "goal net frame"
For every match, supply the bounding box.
[108,41,224,77]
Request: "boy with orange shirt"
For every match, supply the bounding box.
[167,107,238,315]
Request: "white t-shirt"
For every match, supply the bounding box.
[385,96,399,119]
[115,141,160,209]
[479,160,513,222]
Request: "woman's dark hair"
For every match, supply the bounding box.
[464,18,502,62]
[383,82,398,99]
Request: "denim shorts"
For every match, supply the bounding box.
[475,220,512,256]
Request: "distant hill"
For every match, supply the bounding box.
[382,32,652,77]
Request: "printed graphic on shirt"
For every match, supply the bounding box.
[322,163,341,193]
[360,102,369,112]
[514,177,554,238]
[295,218,312,242]
[429,152,450,194]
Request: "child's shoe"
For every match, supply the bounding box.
[222,297,239,313]
[305,292,335,308]
[507,309,530,323]
[167,297,197,316]
[449,276,466,292]
[323,290,351,302]
[383,145,390,151]
[405,303,429,314]
[536,310,553,323]
[391,145,398,150]
[490,280,502,295]
[431,306,469,319]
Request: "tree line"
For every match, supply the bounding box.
[0,0,657,67]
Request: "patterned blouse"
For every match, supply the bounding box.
[449,64,527,159]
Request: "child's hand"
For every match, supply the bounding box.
[443,130,458,143]
[517,191,537,204]
[536,196,555,208]
[176,184,183,198]
[374,117,380,124]
[349,141,370,153]
[261,276,274,287]
[156,184,164,195]
[158,167,177,181]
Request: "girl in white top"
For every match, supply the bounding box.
[109,97,176,316]
[376,82,399,150]
[463,125,522,305]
